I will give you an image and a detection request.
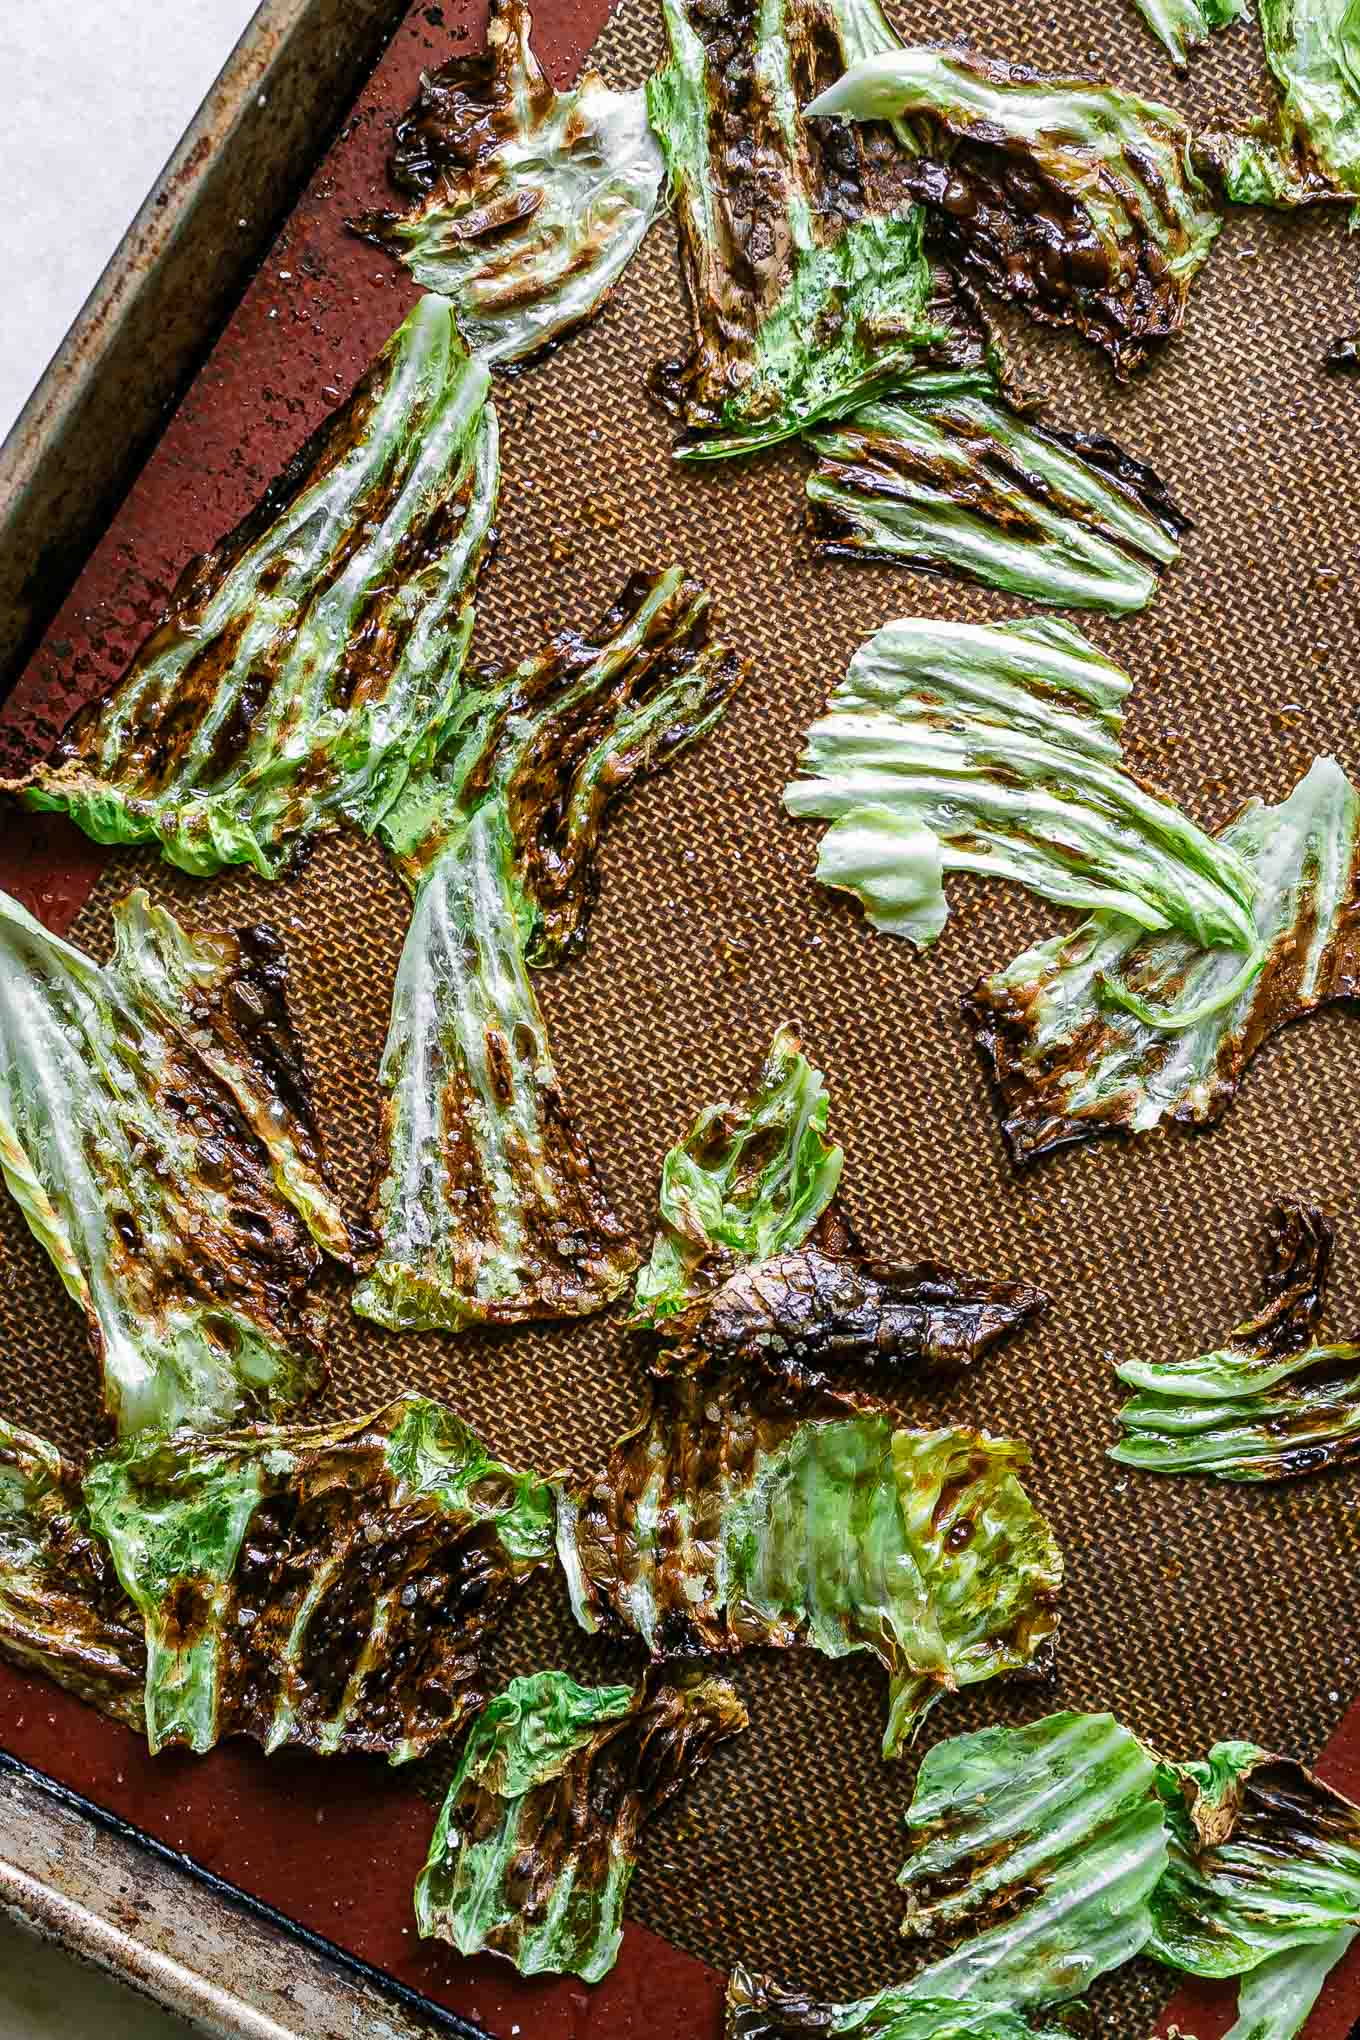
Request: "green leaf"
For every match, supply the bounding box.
[727,1964,1085,2039]
[351,0,663,362]
[899,1711,1169,2005]
[84,1398,554,1758]
[12,296,497,878]
[1112,1201,1360,1480]
[1149,1743,1360,1976]
[807,47,1222,375]
[1224,1929,1358,2039]
[356,567,745,1333]
[785,616,1258,953]
[0,887,352,1436]
[559,1379,1059,1759]
[807,369,1187,613]
[630,1025,844,1333]
[1134,0,1246,68]
[414,1667,746,1981]
[968,755,1360,1165]
[0,1415,144,1724]
[648,0,954,459]
[1198,0,1360,205]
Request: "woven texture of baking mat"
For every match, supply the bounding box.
[3,0,1360,2029]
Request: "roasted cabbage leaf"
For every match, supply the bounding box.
[898,1710,1169,2005]
[648,0,965,459]
[1149,1742,1360,1977]
[352,0,663,361]
[0,1415,144,1724]
[807,48,1223,375]
[784,617,1258,951]
[726,1966,1081,2040]
[354,567,746,1332]
[83,1397,554,1759]
[1223,1930,1358,2040]
[10,296,498,878]
[560,1254,1055,1758]
[0,886,354,1436]
[1133,0,1246,70]
[1112,1201,1360,1480]
[630,1026,845,1335]
[414,1666,746,1981]
[968,755,1360,1164]
[1197,0,1360,205]
[806,367,1189,612]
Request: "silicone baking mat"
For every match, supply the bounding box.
[1,1,1358,2033]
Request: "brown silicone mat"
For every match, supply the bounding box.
[3,1,1360,2031]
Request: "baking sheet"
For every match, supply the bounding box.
[1,0,1359,2034]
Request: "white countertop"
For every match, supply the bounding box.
[0,0,258,441]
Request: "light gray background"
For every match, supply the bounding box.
[0,0,258,439]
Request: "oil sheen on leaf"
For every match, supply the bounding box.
[351,0,663,361]
[807,47,1222,374]
[83,1398,554,1759]
[784,616,1258,951]
[354,567,746,1332]
[726,1965,1084,2039]
[968,755,1360,1163]
[1198,0,1360,205]
[1132,0,1246,68]
[1112,1202,1360,1480]
[414,1666,746,1980]
[12,296,498,878]
[0,887,353,1436]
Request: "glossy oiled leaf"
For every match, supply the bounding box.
[1198,0,1360,205]
[1223,1929,1358,2040]
[0,887,353,1436]
[806,369,1188,613]
[1112,1202,1360,1480]
[559,1267,1055,1758]
[1149,1743,1360,1976]
[807,48,1222,374]
[630,1026,844,1335]
[84,1398,554,1759]
[784,617,1257,952]
[1133,0,1246,68]
[968,755,1360,1164]
[415,1667,746,1981]
[726,1965,1082,2040]
[0,1416,144,1725]
[352,0,663,361]
[355,568,745,1332]
[12,296,498,878]
[898,1711,1169,2005]
[648,0,962,459]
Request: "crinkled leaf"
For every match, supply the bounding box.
[784,617,1258,952]
[1149,1743,1360,1976]
[0,1415,144,1724]
[899,1711,1169,2006]
[806,369,1188,613]
[560,1257,1055,1759]
[356,568,745,1332]
[11,296,498,878]
[630,1026,844,1334]
[1112,1201,1360,1480]
[414,1666,746,1981]
[352,0,663,362]
[807,48,1222,375]
[1134,0,1246,69]
[726,1965,1083,2039]
[968,755,1360,1164]
[83,1397,554,1758]
[648,0,961,459]
[1198,0,1360,205]
[0,887,353,1436]
[1223,1929,1358,2040]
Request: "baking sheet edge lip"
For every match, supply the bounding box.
[0,1744,493,2040]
